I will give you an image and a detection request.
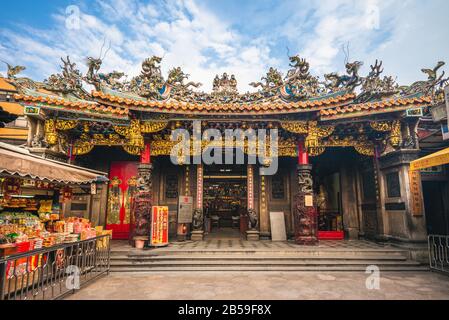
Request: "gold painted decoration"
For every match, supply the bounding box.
[56,120,78,131]
[309,121,335,139]
[354,144,375,157]
[140,121,168,133]
[128,119,144,149]
[92,134,124,146]
[123,145,143,156]
[370,121,393,132]
[319,136,375,157]
[308,147,326,157]
[280,121,308,134]
[113,125,129,137]
[107,176,122,225]
[389,120,402,147]
[281,120,334,156]
[305,121,335,151]
[73,133,94,155]
[44,119,58,145]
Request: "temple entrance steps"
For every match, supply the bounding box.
[109,240,428,272]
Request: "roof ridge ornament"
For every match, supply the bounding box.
[44,56,87,98]
[7,53,445,108]
[212,73,238,95]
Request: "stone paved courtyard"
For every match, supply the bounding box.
[67,271,449,300]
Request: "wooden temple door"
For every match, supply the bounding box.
[106,161,139,239]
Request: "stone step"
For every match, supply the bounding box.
[109,265,428,272]
[110,259,421,266]
[110,254,409,261]
[111,249,410,257]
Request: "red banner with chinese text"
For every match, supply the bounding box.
[151,206,169,246]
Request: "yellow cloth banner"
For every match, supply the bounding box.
[410,147,449,171]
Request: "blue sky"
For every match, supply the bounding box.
[0,0,448,92]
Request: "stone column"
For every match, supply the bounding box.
[246,165,260,241]
[294,141,318,245]
[131,143,153,246]
[191,164,204,241]
[378,150,427,245]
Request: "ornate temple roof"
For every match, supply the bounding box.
[0,78,17,92]
[91,90,356,115]
[320,95,432,120]
[1,54,447,121]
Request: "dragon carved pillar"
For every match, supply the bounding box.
[294,141,318,245]
[130,143,153,243]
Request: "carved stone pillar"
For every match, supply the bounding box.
[131,162,153,243]
[294,164,318,245]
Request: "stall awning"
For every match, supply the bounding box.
[410,147,449,171]
[0,143,108,185]
[0,102,24,115]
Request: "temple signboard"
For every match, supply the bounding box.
[409,170,424,216]
[24,105,40,115]
[151,206,169,247]
[177,196,193,224]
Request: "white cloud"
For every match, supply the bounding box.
[280,0,449,84]
[0,0,277,92]
[0,0,447,91]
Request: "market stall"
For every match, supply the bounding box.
[0,142,110,258]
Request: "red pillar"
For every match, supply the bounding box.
[141,142,151,164]
[298,140,309,165]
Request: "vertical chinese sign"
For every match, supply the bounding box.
[409,169,424,216]
[106,161,139,239]
[151,206,169,247]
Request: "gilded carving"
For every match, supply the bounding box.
[370,121,393,132]
[140,121,168,133]
[44,119,58,145]
[123,145,144,156]
[55,120,78,131]
[92,134,124,146]
[389,120,402,148]
[280,121,309,134]
[113,125,130,137]
[73,133,93,155]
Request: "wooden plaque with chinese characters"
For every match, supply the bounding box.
[409,170,424,216]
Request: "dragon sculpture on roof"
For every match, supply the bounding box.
[5,49,446,105]
[44,56,87,98]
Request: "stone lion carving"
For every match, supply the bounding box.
[247,209,259,230]
[192,209,204,231]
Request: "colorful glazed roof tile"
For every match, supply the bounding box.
[0,77,17,92]
[0,102,24,115]
[320,96,432,120]
[13,89,128,119]
[92,90,356,114]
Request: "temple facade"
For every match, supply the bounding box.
[0,53,448,255]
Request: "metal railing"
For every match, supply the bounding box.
[0,235,110,300]
[428,235,449,275]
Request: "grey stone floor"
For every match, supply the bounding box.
[111,239,393,252]
[67,271,449,300]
